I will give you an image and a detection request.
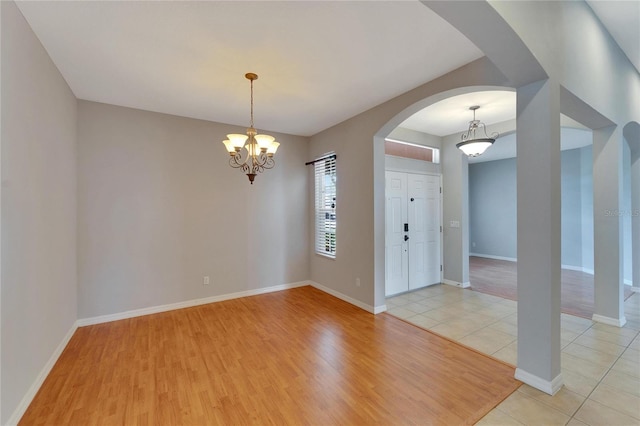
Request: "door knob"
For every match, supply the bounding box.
[404,235,409,241]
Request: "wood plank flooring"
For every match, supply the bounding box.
[20,286,520,425]
[469,256,633,319]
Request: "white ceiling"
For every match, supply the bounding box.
[15,0,483,137]
[468,128,593,164]
[15,1,636,138]
[400,91,517,137]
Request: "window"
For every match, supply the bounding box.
[384,138,440,163]
[314,153,337,257]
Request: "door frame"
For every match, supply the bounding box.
[384,166,443,296]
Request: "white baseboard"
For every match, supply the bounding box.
[77,281,309,326]
[7,321,79,426]
[515,368,563,396]
[374,304,387,314]
[443,279,470,289]
[308,281,376,314]
[470,253,517,262]
[631,286,640,293]
[471,254,601,276]
[592,314,627,327]
[8,280,368,425]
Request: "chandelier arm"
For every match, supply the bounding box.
[477,122,498,140]
[261,155,275,170]
[229,154,246,169]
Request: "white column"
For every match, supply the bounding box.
[516,79,563,395]
[593,126,626,326]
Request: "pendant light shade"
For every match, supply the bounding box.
[456,106,498,157]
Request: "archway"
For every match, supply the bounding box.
[372,85,516,309]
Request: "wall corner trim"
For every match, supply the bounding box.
[442,279,470,289]
[374,305,387,314]
[7,321,79,426]
[592,314,627,328]
[308,281,376,314]
[515,368,564,396]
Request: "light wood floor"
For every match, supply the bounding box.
[20,286,520,425]
[469,256,633,319]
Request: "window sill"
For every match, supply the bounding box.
[315,252,336,260]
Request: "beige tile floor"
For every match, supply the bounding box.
[386,285,640,426]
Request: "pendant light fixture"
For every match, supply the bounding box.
[456,105,498,157]
[222,73,280,184]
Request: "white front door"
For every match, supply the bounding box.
[386,171,442,296]
[408,174,441,289]
[408,174,427,290]
[385,171,408,296]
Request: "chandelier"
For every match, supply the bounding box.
[222,73,280,184]
[456,105,498,157]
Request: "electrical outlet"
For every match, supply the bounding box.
[203,276,210,286]
[356,278,361,287]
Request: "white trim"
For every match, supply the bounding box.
[470,254,601,276]
[443,279,470,289]
[624,279,633,286]
[374,304,387,314]
[309,281,376,314]
[561,265,595,275]
[7,321,79,426]
[470,253,517,262]
[631,286,640,293]
[592,314,627,327]
[562,264,584,272]
[385,137,439,151]
[515,369,563,396]
[77,281,309,326]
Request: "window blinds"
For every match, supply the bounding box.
[314,154,337,257]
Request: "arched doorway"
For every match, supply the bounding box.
[372,86,516,308]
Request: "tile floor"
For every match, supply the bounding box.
[386,284,640,426]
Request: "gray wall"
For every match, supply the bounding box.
[623,141,633,282]
[561,148,584,267]
[469,157,517,259]
[580,146,594,273]
[77,101,309,318]
[468,145,634,282]
[1,2,78,422]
